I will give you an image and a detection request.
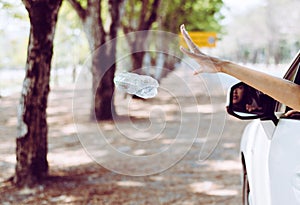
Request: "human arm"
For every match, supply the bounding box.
[179,24,300,111]
[221,62,300,111]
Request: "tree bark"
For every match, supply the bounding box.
[68,0,123,121]
[122,0,161,72]
[15,0,62,187]
[131,52,145,74]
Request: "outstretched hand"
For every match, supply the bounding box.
[180,24,227,74]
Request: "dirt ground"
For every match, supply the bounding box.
[0,68,249,205]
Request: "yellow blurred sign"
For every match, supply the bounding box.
[179,31,217,48]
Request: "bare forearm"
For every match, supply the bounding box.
[221,62,300,110]
[179,24,300,110]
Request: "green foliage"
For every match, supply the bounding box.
[121,0,141,28]
[121,0,160,31]
[53,1,89,68]
[121,0,224,33]
[0,0,27,19]
[0,0,89,69]
[120,0,224,74]
[58,1,82,30]
[0,1,28,68]
[0,0,225,70]
[159,0,224,33]
[73,0,88,9]
[0,0,14,9]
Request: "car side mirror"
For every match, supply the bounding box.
[226,82,276,120]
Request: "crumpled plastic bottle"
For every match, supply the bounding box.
[114,72,159,99]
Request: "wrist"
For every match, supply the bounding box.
[217,60,231,73]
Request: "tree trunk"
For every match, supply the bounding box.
[131,52,146,74]
[68,0,123,121]
[90,0,122,120]
[91,45,117,120]
[15,0,62,187]
[122,0,161,73]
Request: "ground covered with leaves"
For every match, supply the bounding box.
[0,68,248,204]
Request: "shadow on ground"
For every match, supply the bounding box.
[0,68,248,204]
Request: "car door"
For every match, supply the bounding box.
[268,53,300,205]
[269,118,300,205]
[233,52,300,205]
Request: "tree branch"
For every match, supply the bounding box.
[147,0,160,25]
[87,0,92,7]
[141,0,160,30]
[138,0,148,29]
[109,0,124,39]
[67,0,86,20]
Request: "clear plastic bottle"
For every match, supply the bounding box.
[114,72,159,99]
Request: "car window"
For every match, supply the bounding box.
[275,53,300,120]
[293,63,300,85]
[283,52,300,81]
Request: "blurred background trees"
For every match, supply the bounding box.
[1,0,299,72]
[0,0,299,187]
[159,0,224,33]
[121,0,161,74]
[1,0,299,130]
[216,0,300,64]
[119,0,224,80]
[67,0,124,121]
[2,0,299,75]
[0,0,225,186]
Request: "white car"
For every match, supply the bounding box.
[226,51,300,205]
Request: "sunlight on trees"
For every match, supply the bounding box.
[0,0,299,192]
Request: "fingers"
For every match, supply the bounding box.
[180,25,224,74]
[180,46,193,56]
[180,46,203,75]
[246,104,252,112]
[283,110,299,117]
[180,46,200,58]
[180,24,201,54]
[193,70,202,75]
[180,46,207,60]
[180,24,196,52]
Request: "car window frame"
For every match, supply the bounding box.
[274,51,300,116]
